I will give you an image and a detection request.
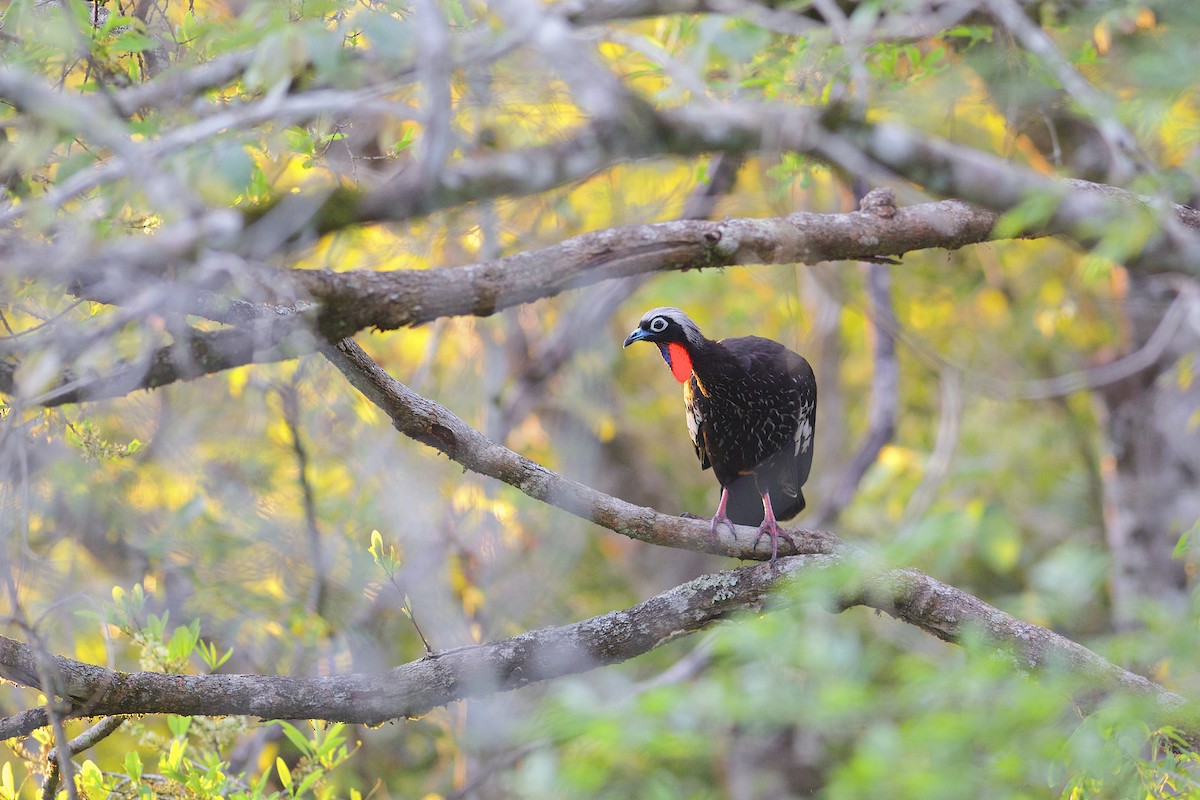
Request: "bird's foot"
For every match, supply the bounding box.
[709,513,735,550]
[752,521,795,565]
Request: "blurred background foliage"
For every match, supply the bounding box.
[3,0,1200,797]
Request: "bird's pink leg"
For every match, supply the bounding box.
[752,492,797,564]
[709,487,733,548]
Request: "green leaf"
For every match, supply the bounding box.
[978,506,1022,573]
[79,760,109,795]
[295,769,324,797]
[125,750,143,784]
[315,723,347,759]
[145,610,168,639]
[111,29,159,54]
[161,739,187,779]
[55,150,98,185]
[275,720,314,757]
[199,640,234,671]
[1173,519,1199,558]
[167,714,192,738]
[167,623,199,664]
[710,21,770,62]
[992,190,1062,239]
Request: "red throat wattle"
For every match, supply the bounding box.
[667,342,692,382]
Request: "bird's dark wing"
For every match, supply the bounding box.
[789,352,817,487]
[684,376,711,470]
[722,337,817,520]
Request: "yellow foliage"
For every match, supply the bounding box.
[1038,279,1066,306]
[974,288,1009,326]
[1177,357,1194,392]
[259,574,288,601]
[267,417,293,447]
[227,365,250,398]
[450,483,487,515]
[1160,96,1200,166]
[258,741,280,777]
[460,585,485,617]
[314,461,355,497]
[1093,21,1112,56]
[907,293,956,331]
[74,634,109,670]
[878,444,919,472]
[595,414,617,443]
[1035,308,1059,338]
[128,474,196,512]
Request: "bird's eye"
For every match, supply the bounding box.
[649,316,668,333]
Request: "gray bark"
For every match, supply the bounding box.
[1098,275,1200,627]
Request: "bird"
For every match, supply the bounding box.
[623,307,816,563]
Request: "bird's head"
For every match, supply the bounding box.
[622,307,704,383]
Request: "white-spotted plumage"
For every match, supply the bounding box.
[795,399,814,456]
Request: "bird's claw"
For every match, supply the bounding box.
[752,523,796,565]
[708,513,735,550]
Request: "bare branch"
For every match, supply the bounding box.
[41,716,126,800]
[295,199,1004,338]
[812,120,1200,275]
[0,318,317,407]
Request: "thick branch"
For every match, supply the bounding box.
[0,545,1189,741]
[296,199,1001,337]
[0,558,792,738]
[15,93,1200,341]
[814,119,1200,274]
[2,198,998,408]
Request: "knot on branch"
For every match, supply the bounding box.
[859,187,897,219]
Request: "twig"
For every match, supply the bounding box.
[41,716,126,800]
[278,373,327,618]
[904,367,964,522]
[811,205,899,528]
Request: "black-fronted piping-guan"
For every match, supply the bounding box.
[624,307,817,562]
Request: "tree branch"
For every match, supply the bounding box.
[0,196,1000,408]
[294,199,1004,338]
[0,319,317,407]
[0,533,1192,742]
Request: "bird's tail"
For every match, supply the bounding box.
[724,474,806,526]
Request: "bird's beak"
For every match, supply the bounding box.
[623,328,647,348]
